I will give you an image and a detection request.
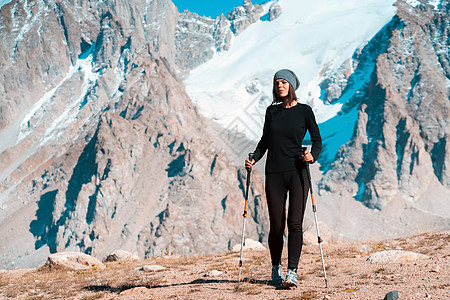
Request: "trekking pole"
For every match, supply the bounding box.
[238,153,254,286]
[303,147,328,288]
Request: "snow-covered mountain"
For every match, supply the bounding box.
[0,0,448,270]
[185,0,396,163]
[184,0,449,210]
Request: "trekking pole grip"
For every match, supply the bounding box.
[301,146,313,189]
[247,153,254,172]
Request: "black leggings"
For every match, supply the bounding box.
[265,168,309,270]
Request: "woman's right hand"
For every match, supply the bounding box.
[245,158,255,170]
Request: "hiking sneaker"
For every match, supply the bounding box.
[271,265,285,285]
[284,268,298,288]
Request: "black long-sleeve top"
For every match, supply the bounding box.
[253,103,322,174]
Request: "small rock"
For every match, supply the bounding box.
[120,286,149,295]
[384,290,399,300]
[367,250,429,264]
[431,267,440,273]
[46,252,105,270]
[138,265,166,272]
[204,270,223,277]
[426,263,440,273]
[232,238,265,252]
[103,250,140,262]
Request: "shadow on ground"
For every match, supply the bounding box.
[83,277,288,294]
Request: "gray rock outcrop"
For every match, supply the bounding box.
[103,250,140,262]
[227,0,264,35]
[231,238,266,252]
[175,12,232,72]
[303,221,332,246]
[367,250,429,263]
[47,252,105,270]
[268,2,282,21]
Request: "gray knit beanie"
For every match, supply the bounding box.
[273,69,300,90]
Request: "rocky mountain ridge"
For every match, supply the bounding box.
[0,0,269,270]
[174,0,279,73]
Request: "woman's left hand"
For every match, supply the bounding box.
[302,149,314,163]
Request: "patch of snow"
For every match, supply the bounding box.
[17,44,98,144]
[405,0,442,9]
[259,1,272,19]
[404,0,421,7]
[17,65,78,143]
[39,47,99,146]
[428,0,443,9]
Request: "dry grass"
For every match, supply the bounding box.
[0,275,10,288]
[285,290,319,299]
[0,232,449,299]
[233,281,264,295]
[0,259,167,299]
[80,293,105,300]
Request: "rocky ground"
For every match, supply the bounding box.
[0,231,448,299]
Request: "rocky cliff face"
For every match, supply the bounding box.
[174,0,268,74]
[227,0,264,35]
[175,12,232,72]
[318,0,449,210]
[0,0,268,269]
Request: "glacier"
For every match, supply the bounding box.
[185,0,397,167]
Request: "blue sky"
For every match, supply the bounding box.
[172,0,267,18]
[1,1,268,18]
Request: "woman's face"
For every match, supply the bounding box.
[275,79,290,98]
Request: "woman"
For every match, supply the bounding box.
[245,69,322,288]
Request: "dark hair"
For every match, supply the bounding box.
[272,82,297,104]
